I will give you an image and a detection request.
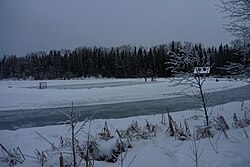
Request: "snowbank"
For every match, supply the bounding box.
[0,100,250,167]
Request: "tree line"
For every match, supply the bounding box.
[0,41,248,80]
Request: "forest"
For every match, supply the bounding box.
[0,41,249,80]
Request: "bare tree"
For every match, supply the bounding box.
[166,42,211,126]
[64,102,89,167]
[217,0,250,60]
[217,1,250,78]
[217,0,250,42]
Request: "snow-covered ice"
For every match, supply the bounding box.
[0,78,248,111]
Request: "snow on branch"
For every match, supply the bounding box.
[217,0,250,40]
[219,61,245,76]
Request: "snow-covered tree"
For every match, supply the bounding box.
[221,39,250,78]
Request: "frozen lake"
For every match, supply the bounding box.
[25,80,161,89]
[1,84,250,130]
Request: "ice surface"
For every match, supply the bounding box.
[0,78,248,111]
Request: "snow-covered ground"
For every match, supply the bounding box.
[0,78,248,111]
[0,101,250,167]
[0,78,250,166]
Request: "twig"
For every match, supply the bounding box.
[127,154,137,167]
[35,131,59,151]
[208,137,218,154]
[229,135,241,143]
[0,144,12,157]
[187,138,204,166]
[242,127,249,138]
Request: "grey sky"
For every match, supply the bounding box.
[0,0,233,57]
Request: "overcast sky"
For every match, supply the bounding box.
[0,0,233,57]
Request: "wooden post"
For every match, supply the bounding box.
[59,153,64,167]
[41,152,44,166]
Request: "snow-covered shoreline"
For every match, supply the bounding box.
[0,101,250,167]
